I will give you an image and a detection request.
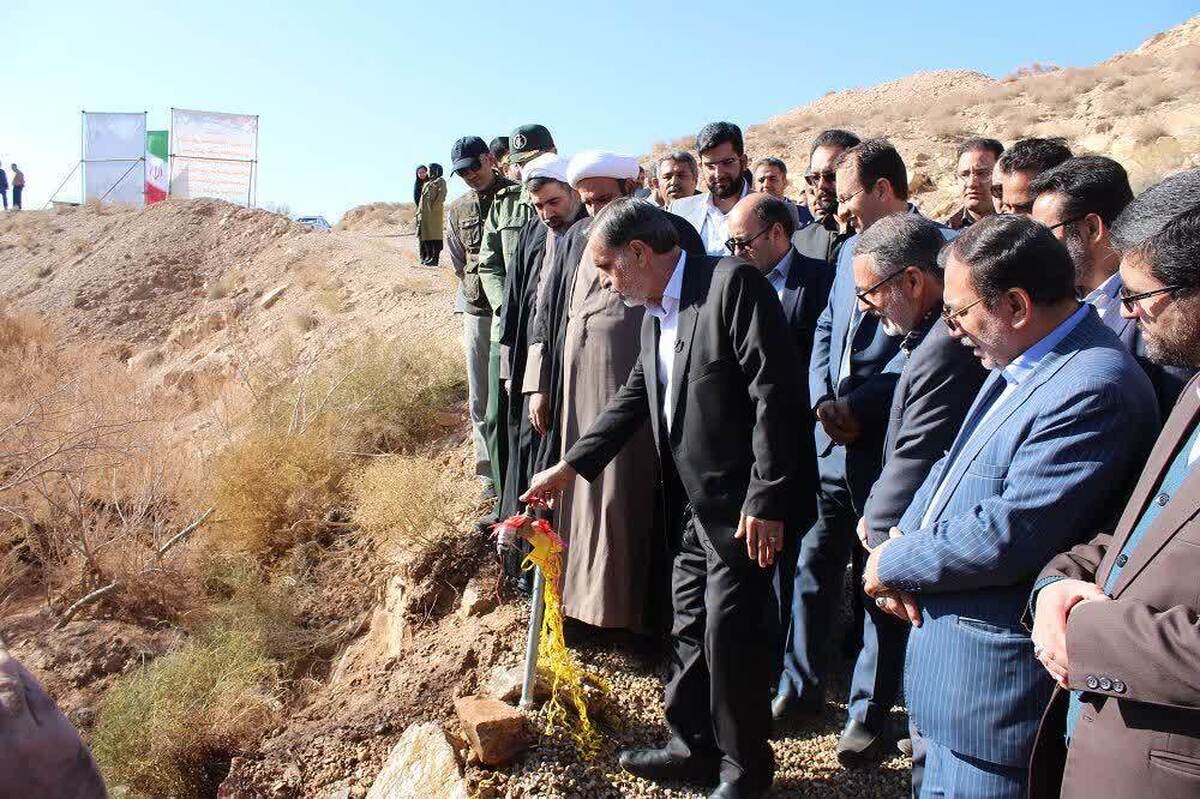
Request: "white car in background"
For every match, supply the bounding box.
[295,215,332,232]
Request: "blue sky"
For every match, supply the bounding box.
[4,0,1196,222]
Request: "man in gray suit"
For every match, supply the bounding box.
[841,215,988,766]
[863,215,1157,797]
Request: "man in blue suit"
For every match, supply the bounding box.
[863,215,1158,797]
[774,139,953,762]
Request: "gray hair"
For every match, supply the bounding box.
[1110,168,1200,291]
[588,198,680,254]
[657,150,699,180]
[855,214,947,278]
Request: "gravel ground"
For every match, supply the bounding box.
[470,631,911,798]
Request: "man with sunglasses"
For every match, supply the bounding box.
[670,121,754,256]
[945,138,1003,230]
[862,215,1157,797]
[725,191,834,694]
[844,215,988,771]
[793,129,861,263]
[1030,155,1194,413]
[993,138,1072,216]
[1027,168,1200,799]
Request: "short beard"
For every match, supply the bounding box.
[814,194,837,218]
[1142,321,1200,368]
[1064,228,1094,289]
[709,174,742,200]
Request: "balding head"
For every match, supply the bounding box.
[726,192,794,272]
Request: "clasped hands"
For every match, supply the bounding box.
[860,521,922,627]
[1030,578,1110,688]
[816,400,862,445]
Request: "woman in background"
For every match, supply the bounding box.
[417,163,446,265]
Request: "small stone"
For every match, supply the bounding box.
[482,665,547,705]
[454,695,528,766]
[459,580,497,618]
[260,284,288,308]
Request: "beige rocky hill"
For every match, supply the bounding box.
[652,15,1200,218]
[0,15,1197,799]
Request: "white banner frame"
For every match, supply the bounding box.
[168,108,259,206]
[81,111,147,207]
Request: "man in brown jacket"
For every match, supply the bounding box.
[1028,168,1200,798]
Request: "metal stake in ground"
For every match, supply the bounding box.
[519,566,546,709]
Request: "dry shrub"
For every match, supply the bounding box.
[208,335,463,558]
[0,306,203,620]
[210,428,346,557]
[348,455,462,557]
[926,108,968,140]
[1000,106,1042,139]
[206,276,235,299]
[1130,119,1171,145]
[1125,136,1186,192]
[91,623,279,798]
[1122,75,1176,112]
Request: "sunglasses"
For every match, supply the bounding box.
[1118,284,1184,312]
[942,296,987,331]
[836,187,864,205]
[854,268,908,310]
[726,226,770,255]
[804,169,837,187]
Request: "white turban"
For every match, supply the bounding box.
[522,153,570,184]
[567,151,641,188]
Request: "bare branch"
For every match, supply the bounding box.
[54,581,121,630]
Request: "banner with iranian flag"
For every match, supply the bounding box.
[146,130,168,204]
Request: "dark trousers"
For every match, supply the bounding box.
[0,188,7,209]
[664,510,775,787]
[777,472,857,704]
[419,238,443,264]
[768,513,811,690]
[11,186,20,210]
[847,576,909,730]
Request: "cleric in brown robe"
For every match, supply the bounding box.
[526,152,704,634]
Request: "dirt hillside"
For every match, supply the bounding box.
[652,16,1200,217]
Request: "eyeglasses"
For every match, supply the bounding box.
[804,169,836,187]
[1046,216,1084,231]
[836,187,864,205]
[942,296,988,331]
[726,226,771,255]
[1119,284,1185,311]
[702,155,740,171]
[854,268,908,310]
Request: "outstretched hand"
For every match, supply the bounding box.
[520,461,578,509]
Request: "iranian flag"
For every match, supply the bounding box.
[146,130,168,203]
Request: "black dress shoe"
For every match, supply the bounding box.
[836,719,889,766]
[708,779,772,799]
[771,690,823,722]
[618,747,717,784]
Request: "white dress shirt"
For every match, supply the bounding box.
[645,250,688,432]
[698,180,751,256]
[1082,271,1124,335]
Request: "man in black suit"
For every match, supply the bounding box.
[792,128,861,263]
[846,214,988,773]
[725,191,833,687]
[523,198,806,799]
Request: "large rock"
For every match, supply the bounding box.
[453,695,528,766]
[366,722,467,799]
